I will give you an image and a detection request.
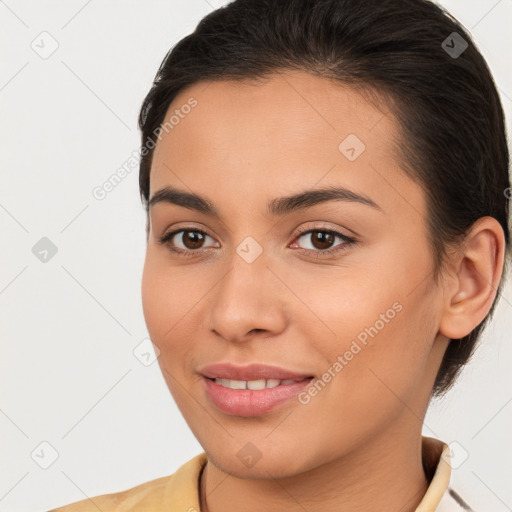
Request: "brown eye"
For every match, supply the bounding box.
[291,227,356,258]
[308,231,336,250]
[296,229,346,251]
[179,231,206,250]
[159,229,218,254]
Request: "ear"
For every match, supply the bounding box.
[439,216,507,340]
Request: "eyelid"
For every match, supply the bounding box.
[291,224,357,252]
[159,222,214,240]
[159,222,357,258]
[294,221,351,236]
[159,225,218,248]
[293,221,357,241]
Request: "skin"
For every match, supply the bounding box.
[141,69,505,512]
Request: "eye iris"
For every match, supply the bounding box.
[182,231,205,249]
[311,231,334,250]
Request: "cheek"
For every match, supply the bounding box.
[141,250,206,378]
[296,259,434,416]
[141,257,167,343]
[141,250,187,371]
[141,255,196,410]
[294,310,432,457]
[141,248,192,341]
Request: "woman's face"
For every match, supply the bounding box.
[141,70,450,477]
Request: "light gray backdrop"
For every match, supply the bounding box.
[1,1,511,511]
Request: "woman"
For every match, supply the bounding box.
[50,0,510,510]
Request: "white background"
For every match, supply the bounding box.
[1,1,511,511]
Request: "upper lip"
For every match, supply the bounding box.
[200,363,313,381]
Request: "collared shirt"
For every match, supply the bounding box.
[48,436,475,511]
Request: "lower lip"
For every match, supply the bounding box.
[202,376,314,417]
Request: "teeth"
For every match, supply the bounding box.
[226,379,246,389]
[247,379,271,390]
[214,378,301,390]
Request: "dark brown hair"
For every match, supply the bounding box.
[137,0,511,398]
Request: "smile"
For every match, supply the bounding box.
[211,377,310,390]
[202,376,314,417]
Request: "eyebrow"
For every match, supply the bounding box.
[148,185,382,217]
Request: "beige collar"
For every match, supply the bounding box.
[415,436,452,511]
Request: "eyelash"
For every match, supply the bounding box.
[158,224,357,259]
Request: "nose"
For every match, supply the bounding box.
[208,253,288,344]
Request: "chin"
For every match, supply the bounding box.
[202,438,314,480]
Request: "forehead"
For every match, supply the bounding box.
[149,70,425,223]
[152,70,391,165]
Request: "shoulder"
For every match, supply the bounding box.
[47,453,208,512]
[47,474,171,512]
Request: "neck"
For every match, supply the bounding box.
[199,422,430,512]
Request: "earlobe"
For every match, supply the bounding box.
[439,216,506,340]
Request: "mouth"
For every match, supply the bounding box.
[204,376,314,390]
[199,361,314,382]
[201,375,315,417]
